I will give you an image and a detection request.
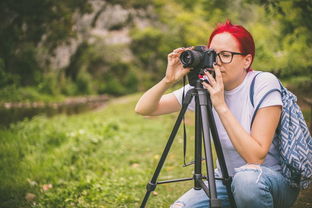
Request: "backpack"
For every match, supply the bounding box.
[250,72,312,189]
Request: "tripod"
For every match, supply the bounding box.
[140,80,236,208]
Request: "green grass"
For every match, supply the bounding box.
[0,94,198,208]
[1,93,311,208]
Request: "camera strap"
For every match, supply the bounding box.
[182,76,189,167]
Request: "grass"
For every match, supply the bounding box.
[0,94,198,208]
[0,93,311,208]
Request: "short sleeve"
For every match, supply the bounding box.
[172,84,195,111]
[253,72,283,109]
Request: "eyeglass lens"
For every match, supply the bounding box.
[218,51,233,64]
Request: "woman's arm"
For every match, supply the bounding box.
[135,78,181,116]
[203,68,281,164]
[135,47,191,116]
[215,105,281,164]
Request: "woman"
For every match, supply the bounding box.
[135,21,299,208]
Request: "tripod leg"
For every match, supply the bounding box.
[197,88,221,208]
[205,92,237,208]
[194,95,203,190]
[140,89,196,208]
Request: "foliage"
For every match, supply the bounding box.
[0,0,311,101]
[0,0,92,61]
[0,85,64,102]
[249,0,312,78]
[0,0,92,98]
[64,41,139,96]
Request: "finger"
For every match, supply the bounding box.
[173,46,194,54]
[168,52,180,59]
[183,46,193,51]
[168,53,175,60]
[202,81,213,93]
[204,71,216,86]
[168,53,174,57]
[168,52,177,57]
[214,65,222,83]
[181,67,191,75]
[173,47,185,53]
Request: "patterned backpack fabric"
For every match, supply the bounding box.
[250,72,312,189]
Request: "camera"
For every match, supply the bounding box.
[179,46,217,86]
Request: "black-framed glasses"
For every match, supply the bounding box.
[216,51,247,64]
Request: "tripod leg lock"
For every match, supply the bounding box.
[194,174,203,190]
[222,176,233,186]
[194,174,203,181]
[146,182,157,192]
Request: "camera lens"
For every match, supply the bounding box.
[180,50,202,68]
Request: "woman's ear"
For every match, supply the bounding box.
[243,54,252,69]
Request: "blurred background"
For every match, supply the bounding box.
[0,0,311,207]
[1,0,311,102]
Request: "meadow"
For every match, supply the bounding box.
[0,94,199,208]
[0,94,311,208]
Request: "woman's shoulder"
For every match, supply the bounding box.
[250,70,281,93]
[249,70,278,79]
[249,70,280,85]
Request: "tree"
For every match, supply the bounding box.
[248,0,312,78]
[0,0,92,87]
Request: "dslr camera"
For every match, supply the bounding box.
[179,46,217,86]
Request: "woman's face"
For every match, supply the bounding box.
[209,32,252,90]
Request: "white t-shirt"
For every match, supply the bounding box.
[173,71,283,176]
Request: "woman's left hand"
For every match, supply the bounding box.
[202,66,227,113]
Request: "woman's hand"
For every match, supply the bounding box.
[164,47,191,84]
[202,66,227,113]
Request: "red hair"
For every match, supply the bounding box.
[208,20,255,71]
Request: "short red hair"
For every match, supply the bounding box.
[208,20,255,71]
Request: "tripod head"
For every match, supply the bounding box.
[187,68,216,87]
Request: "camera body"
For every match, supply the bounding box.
[179,46,216,86]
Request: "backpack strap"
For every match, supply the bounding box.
[250,88,281,127]
[250,72,263,107]
[249,72,282,128]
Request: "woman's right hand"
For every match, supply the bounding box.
[164,47,192,84]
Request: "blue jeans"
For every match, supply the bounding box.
[170,165,299,208]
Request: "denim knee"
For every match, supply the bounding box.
[231,164,272,207]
